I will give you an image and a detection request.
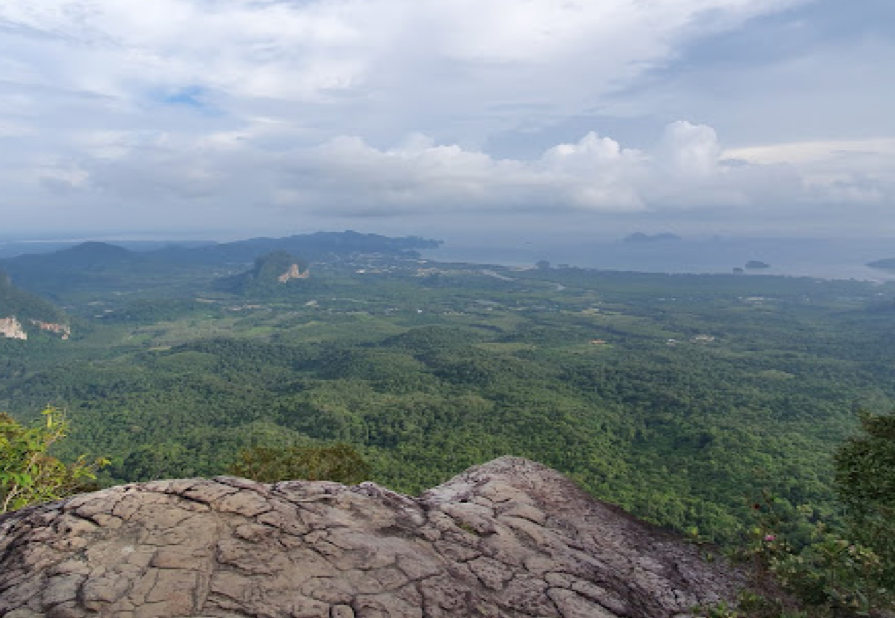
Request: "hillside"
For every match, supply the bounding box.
[0,271,68,340]
[0,241,152,301]
[0,457,744,618]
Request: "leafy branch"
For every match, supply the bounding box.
[0,407,109,513]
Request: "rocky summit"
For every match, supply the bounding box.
[0,457,743,618]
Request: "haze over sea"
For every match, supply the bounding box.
[424,236,895,283]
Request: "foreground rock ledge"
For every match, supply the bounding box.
[0,457,743,618]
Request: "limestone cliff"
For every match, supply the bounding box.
[0,457,743,618]
[0,317,71,340]
[277,262,310,283]
[0,316,27,340]
[216,250,311,296]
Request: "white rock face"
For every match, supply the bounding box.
[0,316,27,340]
[0,457,744,617]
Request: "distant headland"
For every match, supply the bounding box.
[868,258,895,272]
[622,232,682,243]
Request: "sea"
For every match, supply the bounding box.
[422,237,895,283]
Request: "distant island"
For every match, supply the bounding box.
[867,258,895,271]
[745,260,771,270]
[622,232,682,243]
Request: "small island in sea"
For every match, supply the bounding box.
[745,260,771,270]
[623,232,682,243]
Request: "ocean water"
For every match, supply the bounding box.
[423,237,895,282]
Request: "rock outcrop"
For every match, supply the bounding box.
[277,263,310,283]
[0,317,71,340]
[29,320,71,340]
[0,316,28,340]
[0,457,744,618]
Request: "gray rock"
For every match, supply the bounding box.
[0,457,744,617]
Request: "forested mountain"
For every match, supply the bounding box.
[3,241,143,273]
[0,242,154,301]
[216,250,313,296]
[147,230,441,266]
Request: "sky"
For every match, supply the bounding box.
[0,0,893,242]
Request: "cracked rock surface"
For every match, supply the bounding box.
[0,457,743,617]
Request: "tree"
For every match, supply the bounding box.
[116,442,191,482]
[0,408,108,513]
[228,443,371,485]
[752,412,895,616]
[715,412,895,617]
[834,411,895,594]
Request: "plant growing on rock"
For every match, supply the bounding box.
[0,407,108,513]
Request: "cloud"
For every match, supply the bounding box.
[49,121,884,226]
[657,121,721,176]
[0,0,892,237]
[0,0,809,136]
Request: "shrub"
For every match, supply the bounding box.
[0,408,108,513]
[229,442,371,485]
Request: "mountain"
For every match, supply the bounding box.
[6,241,143,271]
[0,232,440,303]
[0,233,438,266]
[0,271,69,340]
[0,458,744,618]
[0,241,151,300]
[217,250,312,296]
[0,239,215,259]
[152,231,442,266]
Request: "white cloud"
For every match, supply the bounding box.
[724,138,895,166]
[725,138,895,201]
[0,0,892,237]
[50,121,883,222]
[657,121,721,177]
[0,0,809,122]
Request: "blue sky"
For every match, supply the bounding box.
[0,0,892,241]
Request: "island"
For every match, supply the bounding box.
[745,260,771,270]
[867,258,895,271]
[622,232,682,243]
